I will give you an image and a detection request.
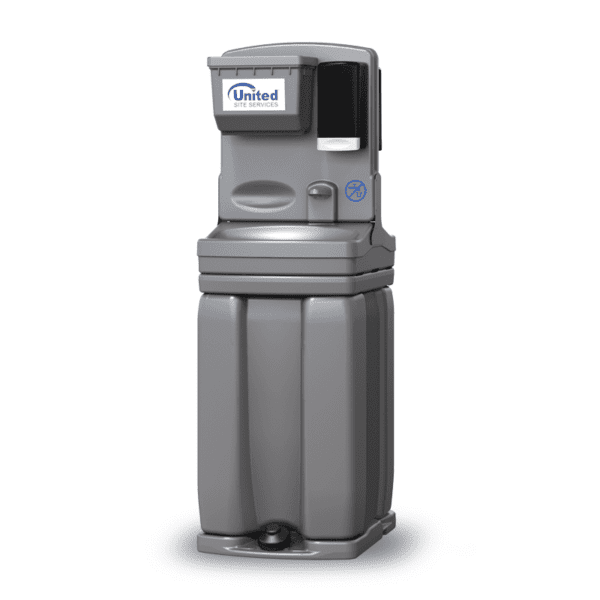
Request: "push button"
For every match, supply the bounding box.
[307,181,337,221]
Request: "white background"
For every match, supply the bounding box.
[1,1,599,598]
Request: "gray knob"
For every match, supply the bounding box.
[308,184,333,198]
[307,181,338,221]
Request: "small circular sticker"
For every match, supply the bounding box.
[345,180,367,202]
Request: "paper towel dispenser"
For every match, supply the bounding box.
[317,61,368,151]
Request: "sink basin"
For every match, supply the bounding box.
[208,222,371,242]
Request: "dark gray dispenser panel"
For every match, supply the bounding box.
[317,61,368,151]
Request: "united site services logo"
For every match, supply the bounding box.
[222,78,286,112]
[227,82,280,101]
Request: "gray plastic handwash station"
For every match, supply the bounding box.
[197,43,396,559]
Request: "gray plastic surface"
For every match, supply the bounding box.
[208,56,318,68]
[209,55,316,134]
[197,221,395,278]
[214,43,381,222]
[197,511,396,560]
[197,44,396,560]
[198,291,394,540]
[198,269,393,296]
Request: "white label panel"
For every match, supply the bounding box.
[222,78,286,111]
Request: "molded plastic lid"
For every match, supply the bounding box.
[208,56,318,69]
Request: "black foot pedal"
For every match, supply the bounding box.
[258,524,291,551]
